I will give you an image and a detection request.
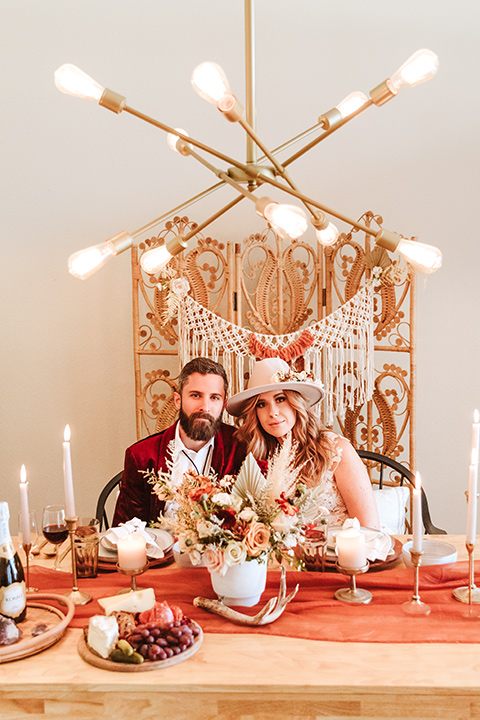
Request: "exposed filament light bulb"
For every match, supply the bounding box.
[315,223,339,247]
[167,128,190,154]
[396,237,442,273]
[312,214,339,246]
[140,235,188,275]
[375,229,442,274]
[260,201,308,240]
[389,49,439,91]
[68,231,132,280]
[54,64,104,101]
[191,62,232,105]
[336,92,368,119]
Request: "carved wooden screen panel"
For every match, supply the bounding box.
[132,213,415,471]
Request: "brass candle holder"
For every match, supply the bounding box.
[453,542,480,604]
[64,517,92,606]
[334,562,372,604]
[402,548,430,615]
[116,561,150,594]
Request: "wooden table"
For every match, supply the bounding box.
[2,536,480,720]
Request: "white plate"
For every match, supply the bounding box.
[327,526,392,550]
[402,539,458,567]
[98,529,174,563]
[100,528,157,552]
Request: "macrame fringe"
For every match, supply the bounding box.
[177,282,375,426]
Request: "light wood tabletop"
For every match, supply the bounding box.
[2,535,480,720]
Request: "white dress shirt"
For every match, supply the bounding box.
[171,422,215,485]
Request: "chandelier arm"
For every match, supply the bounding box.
[258,122,323,162]
[282,99,374,168]
[180,143,260,204]
[183,194,247,242]
[134,180,227,237]
[123,105,249,174]
[238,116,285,177]
[255,171,379,238]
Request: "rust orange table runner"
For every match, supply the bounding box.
[30,562,480,643]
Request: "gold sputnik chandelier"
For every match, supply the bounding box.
[55,1,442,280]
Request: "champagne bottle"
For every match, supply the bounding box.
[0,502,26,623]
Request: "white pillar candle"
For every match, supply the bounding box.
[336,527,366,569]
[412,472,423,552]
[19,465,31,545]
[63,424,76,518]
[117,533,147,570]
[466,449,478,545]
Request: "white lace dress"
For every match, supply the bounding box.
[313,432,348,526]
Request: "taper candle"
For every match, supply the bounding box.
[471,409,480,469]
[19,465,31,544]
[412,472,423,552]
[466,448,478,545]
[63,425,76,518]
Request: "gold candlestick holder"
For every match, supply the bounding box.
[334,562,372,604]
[116,561,149,594]
[23,542,38,593]
[402,548,430,615]
[453,542,480,604]
[64,517,92,606]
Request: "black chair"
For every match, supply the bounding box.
[95,471,123,531]
[357,450,446,535]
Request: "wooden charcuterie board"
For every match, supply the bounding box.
[77,621,203,672]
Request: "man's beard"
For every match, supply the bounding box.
[178,408,222,442]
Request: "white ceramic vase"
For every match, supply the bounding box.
[209,559,267,607]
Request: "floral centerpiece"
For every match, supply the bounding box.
[144,436,326,576]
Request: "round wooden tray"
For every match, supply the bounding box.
[0,593,75,663]
[78,621,203,672]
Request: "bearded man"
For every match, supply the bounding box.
[112,357,247,525]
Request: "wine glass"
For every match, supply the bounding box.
[17,510,39,591]
[42,505,68,570]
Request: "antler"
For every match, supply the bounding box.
[193,566,298,626]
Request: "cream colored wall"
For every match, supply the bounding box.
[1,0,479,534]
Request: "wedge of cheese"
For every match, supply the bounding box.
[88,615,118,658]
[98,588,155,615]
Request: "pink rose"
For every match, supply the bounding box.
[203,546,227,575]
[244,521,271,557]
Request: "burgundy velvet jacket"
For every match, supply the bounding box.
[112,421,247,525]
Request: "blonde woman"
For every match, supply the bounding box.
[226,357,379,529]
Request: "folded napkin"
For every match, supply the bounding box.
[337,518,392,562]
[104,518,164,559]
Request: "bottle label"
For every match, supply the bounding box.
[0,582,26,618]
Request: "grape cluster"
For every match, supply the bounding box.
[127,620,200,662]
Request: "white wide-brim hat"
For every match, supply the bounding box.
[226,357,324,417]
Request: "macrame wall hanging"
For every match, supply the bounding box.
[171,283,375,427]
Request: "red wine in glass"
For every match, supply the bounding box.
[43,525,69,544]
[42,506,67,570]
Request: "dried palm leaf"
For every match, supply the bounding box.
[265,435,301,504]
[231,453,267,500]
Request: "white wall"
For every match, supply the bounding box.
[2,0,479,533]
